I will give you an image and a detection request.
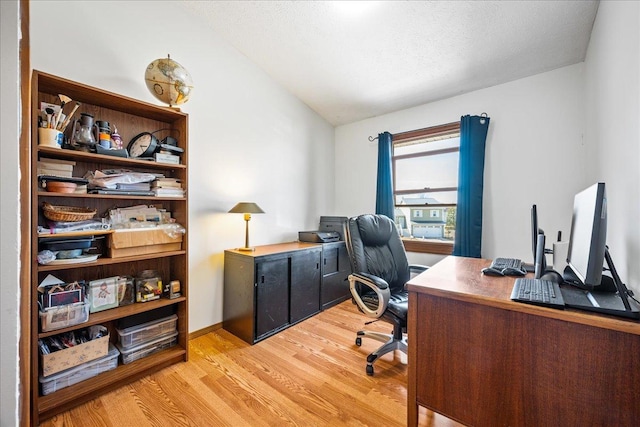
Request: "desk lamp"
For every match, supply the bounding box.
[228,202,264,251]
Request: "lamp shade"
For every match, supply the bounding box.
[228,202,264,214]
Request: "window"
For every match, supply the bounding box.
[392,122,460,255]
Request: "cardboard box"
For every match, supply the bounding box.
[41,333,109,377]
[107,228,183,258]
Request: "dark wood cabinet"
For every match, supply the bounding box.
[224,242,322,344]
[320,241,351,310]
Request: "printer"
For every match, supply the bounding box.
[298,231,340,243]
[298,216,348,243]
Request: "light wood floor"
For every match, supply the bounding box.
[40,301,462,426]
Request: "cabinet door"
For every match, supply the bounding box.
[290,249,321,323]
[321,243,351,309]
[255,258,289,338]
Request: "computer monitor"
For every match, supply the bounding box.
[566,182,607,290]
[530,204,547,273]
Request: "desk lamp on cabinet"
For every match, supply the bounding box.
[228,202,264,251]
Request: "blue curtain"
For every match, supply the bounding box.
[375,132,394,219]
[453,115,490,258]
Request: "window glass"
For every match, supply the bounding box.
[392,123,460,252]
[394,150,459,191]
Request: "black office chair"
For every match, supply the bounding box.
[344,214,428,375]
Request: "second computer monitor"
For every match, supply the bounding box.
[530,204,546,272]
[566,182,607,290]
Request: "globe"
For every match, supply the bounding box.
[145,56,194,107]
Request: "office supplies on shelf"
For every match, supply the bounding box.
[510,277,565,308]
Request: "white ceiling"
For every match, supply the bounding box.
[181,1,599,126]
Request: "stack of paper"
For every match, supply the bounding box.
[152,178,184,197]
[37,158,75,178]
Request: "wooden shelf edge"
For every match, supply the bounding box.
[37,229,113,239]
[37,346,187,417]
[38,191,187,201]
[37,146,186,169]
[37,250,186,272]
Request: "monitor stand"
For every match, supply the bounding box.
[561,248,640,319]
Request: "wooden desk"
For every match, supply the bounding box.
[406,256,640,427]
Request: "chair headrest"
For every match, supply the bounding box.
[356,215,395,247]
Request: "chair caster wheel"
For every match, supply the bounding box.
[355,337,362,346]
[366,365,374,376]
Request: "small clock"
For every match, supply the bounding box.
[127,132,159,158]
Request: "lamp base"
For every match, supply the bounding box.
[237,247,255,251]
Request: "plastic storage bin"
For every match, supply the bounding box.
[39,301,90,332]
[135,270,162,302]
[39,344,119,395]
[87,276,119,313]
[117,275,135,306]
[116,314,178,349]
[117,331,178,364]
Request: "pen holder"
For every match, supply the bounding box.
[38,127,64,149]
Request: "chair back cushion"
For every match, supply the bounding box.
[345,214,410,292]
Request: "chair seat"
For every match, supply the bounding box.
[361,290,408,324]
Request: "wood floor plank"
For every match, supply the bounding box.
[38,301,463,427]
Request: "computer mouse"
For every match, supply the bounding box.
[540,270,564,284]
[503,267,526,277]
[481,267,504,277]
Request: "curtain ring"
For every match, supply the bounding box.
[479,112,488,124]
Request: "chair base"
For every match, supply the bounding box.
[355,329,408,376]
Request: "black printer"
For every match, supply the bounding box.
[298,216,348,243]
[298,231,340,243]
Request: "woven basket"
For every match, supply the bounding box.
[42,202,96,222]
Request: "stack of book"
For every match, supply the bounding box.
[37,158,75,178]
[152,178,185,197]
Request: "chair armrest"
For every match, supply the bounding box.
[409,264,429,273]
[348,273,390,318]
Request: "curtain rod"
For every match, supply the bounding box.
[367,112,489,142]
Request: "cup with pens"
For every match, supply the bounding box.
[38,94,81,149]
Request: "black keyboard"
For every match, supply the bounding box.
[482,257,526,276]
[511,278,565,309]
[491,257,523,270]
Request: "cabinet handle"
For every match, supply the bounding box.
[261,276,264,284]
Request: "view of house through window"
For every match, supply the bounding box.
[392,122,460,254]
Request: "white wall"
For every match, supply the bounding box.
[29,1,335,333]
[583,1,640,293]
[336,64,587,267]
[0,1,21,425]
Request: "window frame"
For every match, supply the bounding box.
[392,121,460,255]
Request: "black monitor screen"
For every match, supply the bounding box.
[531,204,538,261]
[530,204,546,272]
[566,183,607,289]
